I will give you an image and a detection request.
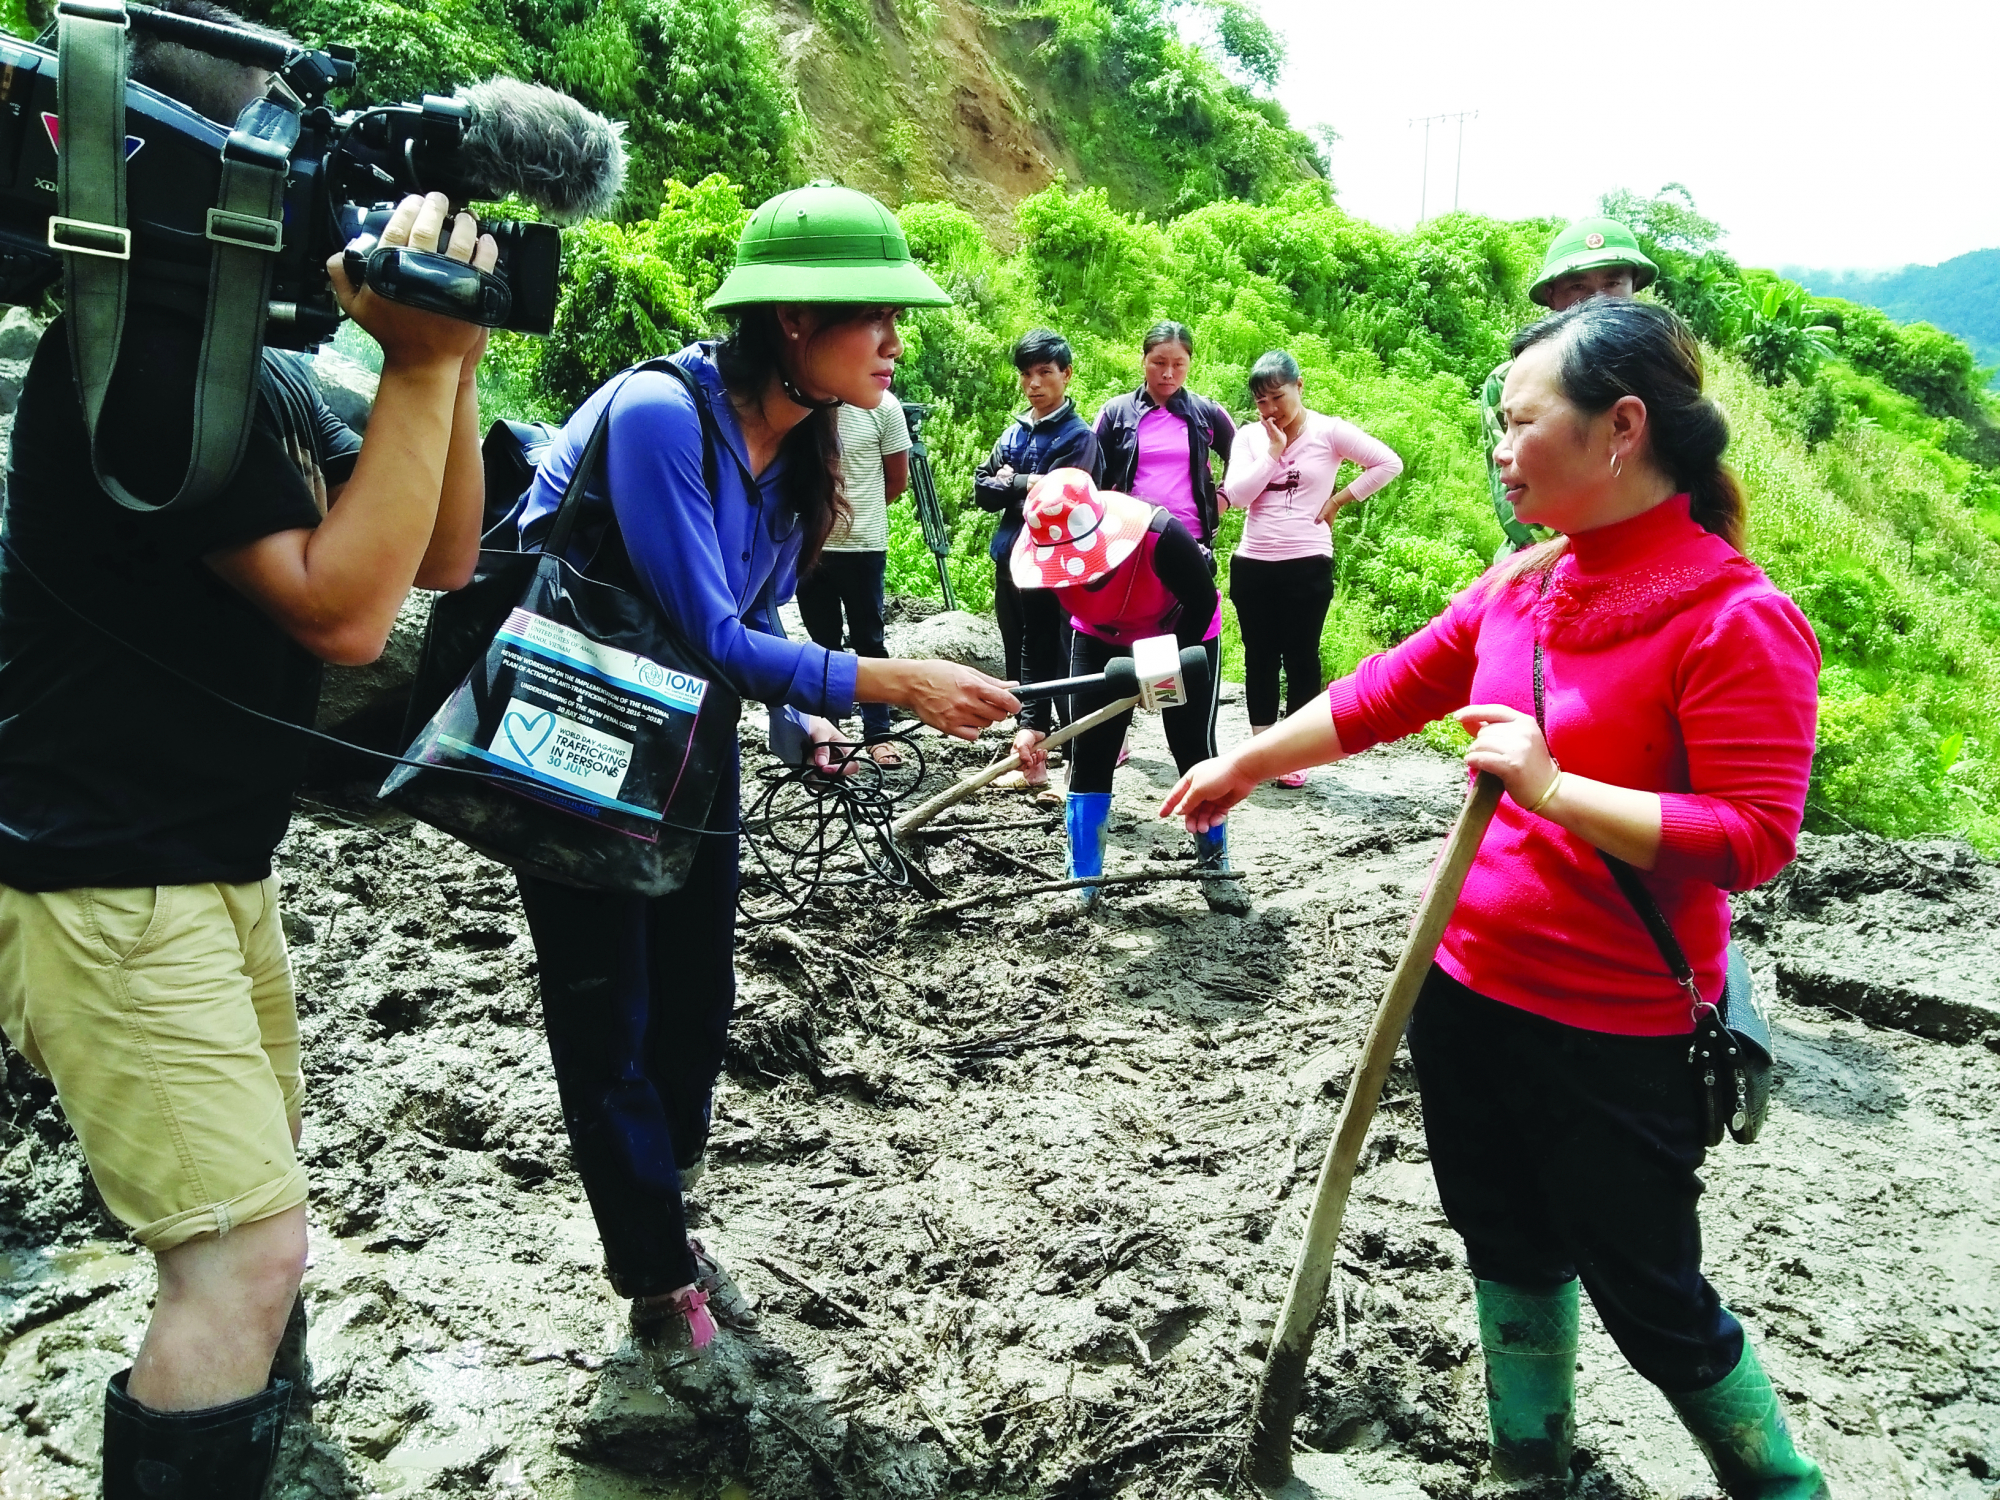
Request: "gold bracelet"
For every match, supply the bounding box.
[1525,764,1563,814]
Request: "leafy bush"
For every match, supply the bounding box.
[532,175,748,411]
[1737,278,1835,387]
[1794,561,1913,666]
[250,0,523,104]
[1808,670,1960,839]
[1356,534,1486,642]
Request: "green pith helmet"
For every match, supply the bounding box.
[1529,216,1659,306]
[706,181,952,311]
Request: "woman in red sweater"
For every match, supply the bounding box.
[1164,300,1829,1498]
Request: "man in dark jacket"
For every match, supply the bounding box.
[974,329,1102,746]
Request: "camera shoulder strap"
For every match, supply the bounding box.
[56,0,292,513]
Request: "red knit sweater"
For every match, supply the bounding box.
[1326,496,1821,1035]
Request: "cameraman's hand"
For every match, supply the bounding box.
[330,192,498,372]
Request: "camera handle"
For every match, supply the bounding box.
[342,244,515,328]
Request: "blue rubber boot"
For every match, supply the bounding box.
[1065,792,1113,907]
[1193,824,1250,915]
[1668,1340,1831,1498]
[1476,1278,1579,1481]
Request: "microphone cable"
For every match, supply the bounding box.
[735,728,930,926]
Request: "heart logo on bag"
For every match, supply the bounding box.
[503,709,556,762]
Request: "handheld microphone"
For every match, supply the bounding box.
[1012,637,1211,713]
[1013,657,1138,704]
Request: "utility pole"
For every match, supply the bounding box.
[1409,111,1476,221]
[1453,110,1477,212]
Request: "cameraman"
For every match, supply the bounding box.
[0,15,493,1493]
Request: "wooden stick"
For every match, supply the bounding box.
[1244,772,1503,1489]
[921,865,1243,917]
[753,1254,874,1328]
[890,695,1140,840]
[914,818,1060,838]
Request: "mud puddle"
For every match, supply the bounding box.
[3,689,1997,1498]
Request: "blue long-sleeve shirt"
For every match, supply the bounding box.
[517,343,859,721]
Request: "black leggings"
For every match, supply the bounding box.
[1065,633,1220,794]
[1228,553,1332,725]
[514,762,740,1298]
[1407,966,1744,1394]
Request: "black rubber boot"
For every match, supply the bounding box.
[101,1369,291,1499]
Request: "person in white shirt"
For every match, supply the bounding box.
[1220,349,1402,785]
[797,394,914,765]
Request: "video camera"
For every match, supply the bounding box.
[0,1,626,347]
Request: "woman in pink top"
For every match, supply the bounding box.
[1093,322,1236,548]
[1163,301,1829,1498]
[1221,350,1403,784]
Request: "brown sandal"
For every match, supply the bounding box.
[866,742,905,769]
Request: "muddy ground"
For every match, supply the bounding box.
[3,631,1998,1499]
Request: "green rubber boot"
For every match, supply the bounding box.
[1476,1278,1579,1481]
[1667,1340,1830,1498]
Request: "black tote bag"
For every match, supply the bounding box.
[380,361,741,894]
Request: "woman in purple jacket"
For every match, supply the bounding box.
[513,185,1017,1352]
[1093,322,1236,551]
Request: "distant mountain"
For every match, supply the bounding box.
[1789,249,2000,386]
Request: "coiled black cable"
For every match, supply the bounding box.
[736,728,930,925]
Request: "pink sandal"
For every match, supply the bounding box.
[631,1284,716,1351]
[1276,769,1309,789]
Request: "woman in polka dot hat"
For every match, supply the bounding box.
[1009,469,1249,915]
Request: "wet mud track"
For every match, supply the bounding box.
[3,700,1997,1499]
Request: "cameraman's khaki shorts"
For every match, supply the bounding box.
[0,877,307,1253]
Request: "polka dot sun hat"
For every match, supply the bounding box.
[1009,468,1155,592]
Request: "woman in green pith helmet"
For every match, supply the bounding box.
[1482,216,1659,559]
[507,182,1019,1353]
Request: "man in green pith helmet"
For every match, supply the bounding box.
[1482,215,1659,558]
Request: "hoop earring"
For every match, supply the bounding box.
[1610,452,1624,479]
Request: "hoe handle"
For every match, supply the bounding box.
[1245,772,1504,1489]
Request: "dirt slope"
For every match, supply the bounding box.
[757,0,1080,246]
[2,675,1997,1499]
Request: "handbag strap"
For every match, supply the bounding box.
[1531,584,1710,1022]
[540,357,722,561]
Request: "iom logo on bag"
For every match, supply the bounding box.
[636,657,707,713]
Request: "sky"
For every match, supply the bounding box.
[1254,0,1997,273]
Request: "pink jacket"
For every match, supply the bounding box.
[1326,495,1821,1035]
[1221,410,1402,561]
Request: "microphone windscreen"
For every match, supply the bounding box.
[457,78,628,222]
[1103,657,1139,696]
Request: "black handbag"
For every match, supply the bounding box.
[379,360,742,894]
[1532,629,1773,1147]
[1600,855,1774,1146]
